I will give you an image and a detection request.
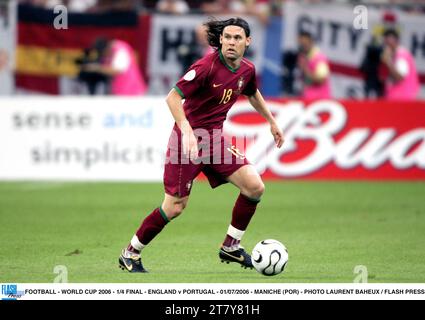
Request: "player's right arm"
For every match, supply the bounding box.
[166,88,198,160]
[169,59,209,161]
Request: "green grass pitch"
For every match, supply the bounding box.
[0,181,424,283]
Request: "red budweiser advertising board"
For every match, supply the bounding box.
[224,99,425,180]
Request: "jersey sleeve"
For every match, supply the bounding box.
[174,61,209,98]
[242,65,258,96]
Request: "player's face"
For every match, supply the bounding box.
[220,26,251,61]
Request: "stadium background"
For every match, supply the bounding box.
[0,0,424,283]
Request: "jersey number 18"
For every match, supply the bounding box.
[219,89,233,104]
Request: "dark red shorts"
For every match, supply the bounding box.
[163,127,249,198]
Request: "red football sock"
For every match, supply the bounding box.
[127,244,139,253]
[223,234,241,250]
[128,207,169,253]
[223,193,260,249]
[231,193,260,230]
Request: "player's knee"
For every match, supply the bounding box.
[244,180,265,199]
[169,202,186,219]
[254,181,266,198]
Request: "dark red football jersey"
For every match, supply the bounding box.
[174,50,257,130]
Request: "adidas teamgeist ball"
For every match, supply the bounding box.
[252,239,288,276]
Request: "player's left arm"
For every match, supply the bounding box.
[247,90,284,148]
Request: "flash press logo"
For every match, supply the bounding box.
[353,265,368,283]
[1,284,25,300]
[353,5,368,30]
[53,5,68,30]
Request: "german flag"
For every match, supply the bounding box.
[16,4,150,94]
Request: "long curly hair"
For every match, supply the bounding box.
[204,17,251,49]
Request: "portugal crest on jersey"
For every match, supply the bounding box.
[236,76,244,94]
